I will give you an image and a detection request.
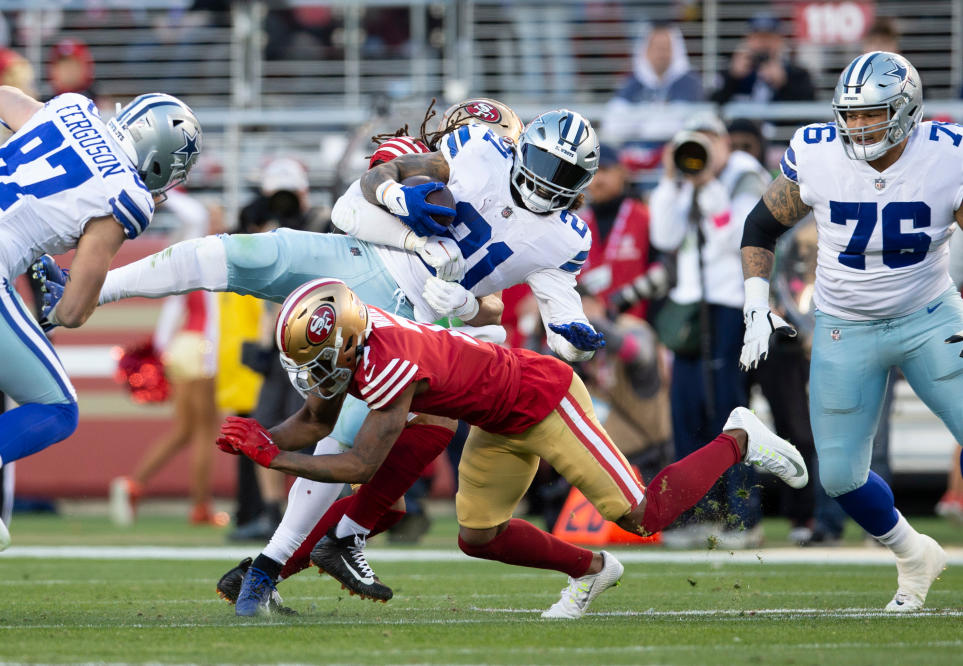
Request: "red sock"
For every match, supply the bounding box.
[640,433,741,534]
[279,497,407,580]
[348,423,453,529]
[457,518,593,578]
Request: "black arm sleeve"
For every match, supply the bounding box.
[741,199,790,252]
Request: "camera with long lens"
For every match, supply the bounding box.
[671,130,712,176]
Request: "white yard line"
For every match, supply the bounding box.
[2,545,962,565]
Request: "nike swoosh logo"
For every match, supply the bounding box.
[341,556,374,585]
[788,457,806,478]
[364,366,375,382]
[927,302,943,314]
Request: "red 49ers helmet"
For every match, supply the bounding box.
[275,278,369,399]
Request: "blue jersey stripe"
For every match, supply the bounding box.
[780,155,798,182]
[446,133,459,158]
[119,189,151,229]
[559,260,583,273]
[785,145,797,167]
[572,250,589,262]
[110,197,140,238]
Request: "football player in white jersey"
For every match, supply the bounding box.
[73,103,602,613]
[0,87,200,549]
[739,51,958,612]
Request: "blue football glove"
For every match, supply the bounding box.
[30,255,69,332]
[377,180,455,237]
[548,322,606,351]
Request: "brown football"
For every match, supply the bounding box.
[402,175,456,227]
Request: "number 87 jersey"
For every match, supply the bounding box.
[0,93,154,282]
[783,120,963,321]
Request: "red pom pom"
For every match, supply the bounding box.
[114,340,170,403]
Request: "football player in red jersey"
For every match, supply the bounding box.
[218,279,809,618]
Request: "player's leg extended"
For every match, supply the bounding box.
[100,230,411,312]
[456,384,626,619]
[0,280,79,466]
[885,289,961,610]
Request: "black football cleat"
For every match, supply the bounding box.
[310,529,393,602]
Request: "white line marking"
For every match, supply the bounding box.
[2,545,962,564]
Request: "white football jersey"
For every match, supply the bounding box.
[0,93,153,280]
[372,123,592,323]
[781,120,963,320]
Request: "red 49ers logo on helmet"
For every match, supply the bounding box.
[306,304,336,344]
[465,101,501,123]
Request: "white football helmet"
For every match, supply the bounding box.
[511,109,599,213]
[442,97,524,142]
[832,51,923,161]
[275,278,369,399]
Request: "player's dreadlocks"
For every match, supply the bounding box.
[369,98,467,152]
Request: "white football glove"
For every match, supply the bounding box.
[422,276,479,321]
[740,306,796,370]
[406,234,466,282]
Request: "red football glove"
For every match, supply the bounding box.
[216,416,280,468]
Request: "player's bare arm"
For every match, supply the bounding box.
[0,85,42,132]
[51,217,126,328]
[954,204,963,228]
[742,175,811,280]
[467,293,504,326]
[269,383,416,483]
[361,151,451,204]
[268,393,346,451]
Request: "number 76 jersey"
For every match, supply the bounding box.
[373,123,592,322]
[0,93,153,281]
[782,120,963,320]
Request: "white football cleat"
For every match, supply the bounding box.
[0,515,9,551]
[541,551,623,619]
[724,407,809,489]
[884,534,947,612]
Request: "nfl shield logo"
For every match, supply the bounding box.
[502,206,513,218]
[874,178,886,191]
[831,328,841,341]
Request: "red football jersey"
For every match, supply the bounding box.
[350,306,574,434]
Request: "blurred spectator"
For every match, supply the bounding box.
[609,22,703,105]
[649,113,769,548]
[601,22,704,183]
[0,47,35,99]
[710,13,814,105]
[265,6,341,61]
[725,118,767,168]
[935,445,963,523]
[579,143,672,320]
[862,17,901,54]
[47,38,96,100]
[110,190,227,527]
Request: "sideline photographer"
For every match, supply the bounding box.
[649,113,769,548]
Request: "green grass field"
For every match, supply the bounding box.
[1,513,962,665]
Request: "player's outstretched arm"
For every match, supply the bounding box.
[269,385,414,483]
[739,175,809,370]
[46,216,126,328]
[0,85,41,132]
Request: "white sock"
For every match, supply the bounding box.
[876,512,920,559]
[98,236,228,304]
[261,437,346,564]
[335,515,370,539]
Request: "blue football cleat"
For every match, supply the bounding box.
[235,566,279,617]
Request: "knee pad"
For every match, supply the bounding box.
[819,465,865,498]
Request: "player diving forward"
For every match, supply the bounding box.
[217,278,808,619]
[740,51,958,611]
[0,87,201,549]
[52,103,607,612]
